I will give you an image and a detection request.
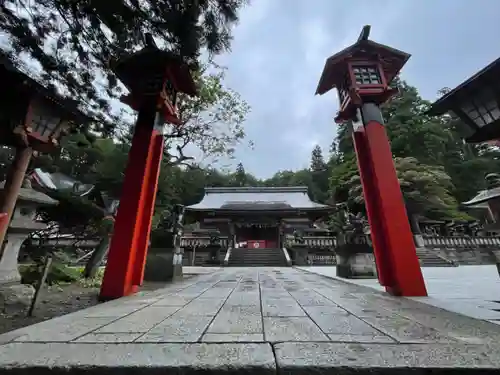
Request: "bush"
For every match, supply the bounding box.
[78,267,104,288]
[20,262,81,285]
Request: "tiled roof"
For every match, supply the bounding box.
[462,187,500,207]
[186,186,332,211]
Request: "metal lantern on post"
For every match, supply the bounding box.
[20,99,69,150]
[99,34,197,301]
[112,34,197,126]
[315,25,427,297]
[430,57,500,143]
[316,25,406,123]
[0,55,92,250]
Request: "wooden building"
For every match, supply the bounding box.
[183,186,333,251]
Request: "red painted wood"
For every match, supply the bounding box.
[99,104,157,301]
[248,240,266,249]
[132,130,164,287]
[351,128,392,287]
[363,120,427,296]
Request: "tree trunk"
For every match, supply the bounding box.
[83,236,110,278]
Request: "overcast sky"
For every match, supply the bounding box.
[215,0,500,178]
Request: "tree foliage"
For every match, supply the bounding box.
[1,0,248,131]
[345,157,469,228]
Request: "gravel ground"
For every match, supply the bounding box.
[0,280,189,335]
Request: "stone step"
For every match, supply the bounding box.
[415,248,454,267]
[228,248,287,267]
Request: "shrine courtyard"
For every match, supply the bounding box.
[2,267,500,373]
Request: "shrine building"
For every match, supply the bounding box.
[181,186,334,266]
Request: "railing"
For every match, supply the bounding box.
[422,235,500,249]
[28,238,100,248]
[282,247,292,266]
[180,236,228,248]
[308,254,337,265]
[224,247,232,266]
[285,235,336,249]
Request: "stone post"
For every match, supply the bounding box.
[0,180,57,312]
[172,204,185,280]
[0,147,33,250]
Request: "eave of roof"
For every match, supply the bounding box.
[430,57,500,115]
[462,187,500,207]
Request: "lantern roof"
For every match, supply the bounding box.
[0,52,95,125]
[429,57,500,116]
[112,36,197,97]
[315,25,410,96]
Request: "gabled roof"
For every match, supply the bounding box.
[186,186,332,212]
[462,187,500,208]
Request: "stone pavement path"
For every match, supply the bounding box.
[2,267,500,373]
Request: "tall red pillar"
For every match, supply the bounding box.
[315,25,426,297]
[99,102,157,301]
[357,103,427,296]
[351,125,392,288]
[131,129,164,288]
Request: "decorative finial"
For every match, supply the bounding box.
[357,25,371,43]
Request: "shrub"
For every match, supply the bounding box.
[20,262,81,285]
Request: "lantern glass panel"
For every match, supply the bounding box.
[30,102,61,137]
[461,88,500,128]
[352,66,382,85]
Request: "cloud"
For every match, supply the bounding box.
[212,0,500,179]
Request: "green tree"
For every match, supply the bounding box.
[438,113,500,203]
[166,65,251,166]
[234,162,246,187]
[1,0,248,132]
[344,157,469,232]
[309,145,329,203]
[310,145,326,172]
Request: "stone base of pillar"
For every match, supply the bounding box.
[336,244,377,279]
[143,250,174,282]
[143,249,184,283]
[290,246,308,266]
[492,251,500,277]
[0,233,31,285]
[173,263,183,281]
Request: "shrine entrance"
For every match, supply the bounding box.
[236,222,279,249]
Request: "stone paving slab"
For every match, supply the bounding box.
[3,267,500,373]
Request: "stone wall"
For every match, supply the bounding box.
[183,249,227,266]
[437,248,496,265]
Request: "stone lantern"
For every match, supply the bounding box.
[0,177,57,310]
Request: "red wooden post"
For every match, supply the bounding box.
[132,129,164,287]
[351,126,392,287]
[315,25,427,296]
[98,35,197,301]
[99,103,157,300]
[362,110,427,296]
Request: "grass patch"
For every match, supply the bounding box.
[19,263,105,288]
